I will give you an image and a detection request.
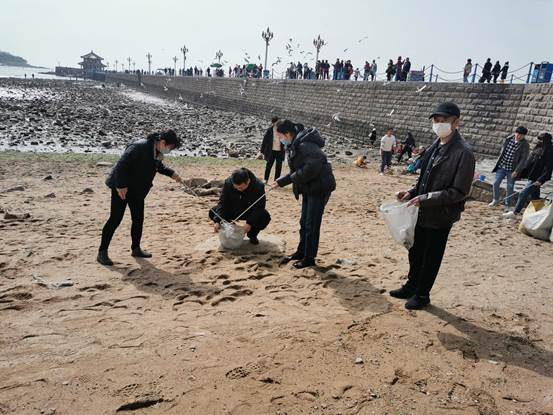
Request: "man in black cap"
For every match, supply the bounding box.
[489,126,530,208]
[392,102,475,310]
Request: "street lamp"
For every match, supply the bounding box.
[180,45,189,76]
[132,61,136,72]
[146,53,152,75]
[261,27,274,79]
[127,57,132,73]
[172,56,178,75]
[215,49,223,64]
[115,59,119,72]
[313,34,326,64]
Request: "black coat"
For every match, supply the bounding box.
[277,128,336,199]
[212,169,267,225]
[483,61,492,74]
[260,126,284,161]
[409,130,476,229]
[520,145,553,184]
[105,138,175,199]
[403,134,416,148]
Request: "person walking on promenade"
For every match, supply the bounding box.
[401,57,411,81]
[500,61,510,83]
[463,58,473,83]
[386,59,395,81]
[479,58,493,83]
[392,102,475,310]
[395,56,403,81]
[492,60,502,83]
[370,59,378,81]
[489,126,529,208]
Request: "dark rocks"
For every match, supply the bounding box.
[4,212,31,220]
[45,193,56,198]
[43,175,53,181]
[81,188,94,194]
[3,185,25,193]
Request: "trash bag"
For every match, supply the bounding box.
[379,201,419,250]
[519,200,553,241]
[219,221,245,250]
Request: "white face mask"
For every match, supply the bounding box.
[432,122,452,138]
[160,146,171,155]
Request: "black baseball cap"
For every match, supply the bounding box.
[429,102,461,119]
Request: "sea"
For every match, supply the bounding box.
[0,65,64,79]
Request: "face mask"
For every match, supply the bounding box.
[280,139,290,146]
[432,122,452,138]
[160,146,171,155]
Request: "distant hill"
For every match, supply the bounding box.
[0,51,35,67]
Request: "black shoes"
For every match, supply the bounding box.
[389,283,416,299]
[282,252,303,263]
[405,295,431,310]
[131,247,152,258]
[249,236,259,245]
[97,250,113,266]
[293,258,316,269]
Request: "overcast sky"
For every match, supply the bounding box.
[2,0,552,80]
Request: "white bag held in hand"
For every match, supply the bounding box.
[219,221,245,250]
[520,201,553,241]
[379,201,419,249]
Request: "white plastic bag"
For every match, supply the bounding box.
[219,222,245,250]
[379,201,419,249]
[519,201,553,241]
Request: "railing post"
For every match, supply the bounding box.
[435,74,438,82]
[472,63,478,83]
[429,64,434,83]
[526,62,534,84]
[510,74,514,84]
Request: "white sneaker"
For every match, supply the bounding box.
[488,200,499,207]
[379,172,384,176]
[502,211,518,219]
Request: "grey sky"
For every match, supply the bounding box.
[2,0,552,79]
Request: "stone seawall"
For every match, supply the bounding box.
[107,73,552,157]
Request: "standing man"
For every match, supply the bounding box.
[370,59,378,81]
[489,126,529,208]
[98,130,184,266]
[401,57,411,81]
[479,58,493,83]
[260,117,284,184]
[392,102,475,309]
[380,127,396,175]
[463,58,473,83]
[492,61,502,83]
[500,61,510,83]
[395,56,403,81]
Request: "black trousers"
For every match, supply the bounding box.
[209,208,271,238]
[99,188,145,251]
[407,225,451,297]
[297,194,329,260]
[264,150,283,181]
[397,145,413,163]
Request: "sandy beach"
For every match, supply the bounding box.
[0,80,552,415]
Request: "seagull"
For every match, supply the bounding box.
[332,113,341,122]
[416,84,428,93]
[163,86,168,91]
[388,109,395,116]
[343,48,349,52]
[257,55,261,61]
[358,36,368,43]
[178,94,183,101]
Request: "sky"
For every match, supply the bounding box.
[2,0,552,80]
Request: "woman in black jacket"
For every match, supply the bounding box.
[272,120,336,269]
[397,132,416,163]
[505,132,553,218]
[98,130,183,265]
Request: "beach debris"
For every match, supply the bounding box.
[96,162,113,167]
[32,275,74,289]
[355,357,364,364]
[416,84,428,93]
[3,185,25,193]
[4,211,31,220]
[332,113,342,123]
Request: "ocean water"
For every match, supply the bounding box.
[0,65,63,79]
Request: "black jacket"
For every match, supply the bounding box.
[212,169,267,225]
[492,135,530,175]
[105,138,174,199]
[403,134,416,148]
[520,145,553,184]
[409,130,476,229]
[277,128,336,199]
[260,126,284,161]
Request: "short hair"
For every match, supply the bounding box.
[386,127,394,131]
[271,116,279,123]
[231,168,250,185]
[159,129,181,148]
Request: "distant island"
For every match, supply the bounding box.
[0,51,41,68]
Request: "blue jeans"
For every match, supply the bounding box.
[380,151,392,173]
[514,182,541,214]
[493,167,515,206]
[297,194,329,260]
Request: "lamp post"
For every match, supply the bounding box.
[313,34,326,64]
[215,49,223,64]
[127,57,132,73]
[132,61,136,72]
[115,59,119,72]
[180,45,189,76]
[106,62,110,71]
[172,56,178,75]
[146,53,152,75]
[261,27,274,79]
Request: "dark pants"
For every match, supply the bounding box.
[380,151,393,173]
[100,188,145,251]
[209,208,271,238]
[514,182,541,214]
[397,146,413,163]
[264,151,283,181]
[407,225,451,297]
[297,194,329,260]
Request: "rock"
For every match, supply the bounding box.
[4,212,31,220]
[98,130,107,136]
[354,357,364,364]
[101,141,112,148]
[228,150,240,158]
[345,150,353,156]
[96,162,113,167]
[81,188,94,194]
[43,175,53,181]
[45,193,56,198]
[4,185,25,193]
[336,258,358,266]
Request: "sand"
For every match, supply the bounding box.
[0,151,552,415]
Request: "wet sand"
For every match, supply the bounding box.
[0,149,552,414]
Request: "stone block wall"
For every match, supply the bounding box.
[108,73,551,158]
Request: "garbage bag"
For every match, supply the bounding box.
[519,200,553,241]
[379,201,419,250]
[219,221,245,250]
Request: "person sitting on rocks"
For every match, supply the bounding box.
[209,168,271,245]
[98,130,184,266]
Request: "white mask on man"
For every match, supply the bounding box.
[432,122,452,138]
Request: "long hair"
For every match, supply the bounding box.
[275,120,305,136]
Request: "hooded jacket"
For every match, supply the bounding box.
[520,139,553,184]
[276,128,336,199]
